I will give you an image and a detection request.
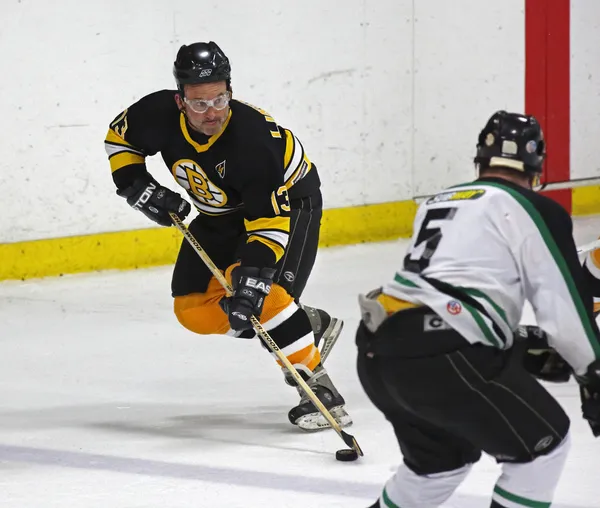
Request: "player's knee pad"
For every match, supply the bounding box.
[173,292,229,335]
[381,462,473,508]
[493,432,571,507]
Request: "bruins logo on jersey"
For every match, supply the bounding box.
[172,159,230,213]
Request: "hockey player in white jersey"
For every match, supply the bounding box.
[356,111,600,508]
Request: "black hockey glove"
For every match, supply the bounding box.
[515,325,572,383]
[117,175,191,227]
[576,359,600,437]
[219,266,276,331]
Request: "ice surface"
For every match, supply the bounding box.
[1,217,599,507]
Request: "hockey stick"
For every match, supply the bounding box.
[413,175,600,203]
[533,176,600,192]
[577,238,600,256]
[169,212,363,458]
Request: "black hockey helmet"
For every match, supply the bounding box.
[173,42,231,93]
[474,111,546,174]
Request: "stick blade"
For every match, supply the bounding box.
[341,430,364,456]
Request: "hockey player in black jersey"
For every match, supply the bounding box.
[104,41,351,431]
[356,111,600,507]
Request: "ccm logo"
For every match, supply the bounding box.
[133,182,156,210]
[246,277,271,294]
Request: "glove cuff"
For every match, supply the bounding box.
[116,173,156,200]
[259,267,276,280]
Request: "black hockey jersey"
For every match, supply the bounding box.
[104,90,321,268]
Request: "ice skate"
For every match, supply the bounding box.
[301,305,344,363]
[285,364,352,431]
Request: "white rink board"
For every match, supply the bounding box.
[1,0,523,242]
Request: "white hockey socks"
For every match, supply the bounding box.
[376,462,472,507]
[492,432,570,508]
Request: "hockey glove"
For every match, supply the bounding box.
[576,359,600,437]
[219,266,276,331]
[515,325,572,383]
[117,174,191,227]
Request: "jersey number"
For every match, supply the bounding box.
[271,185,291,215]
[404,207,457,273]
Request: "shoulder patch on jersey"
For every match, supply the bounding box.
[215,160,226,178]
[426,189,485,204]
[110,109,129,138]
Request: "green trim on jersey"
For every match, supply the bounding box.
[462,287,509,325]
[394,272,419,288]
[469,180,600,356]
[493,486,550,508]
[393,273,503,347]
[461,300,502,347]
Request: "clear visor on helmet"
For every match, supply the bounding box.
[184,91,231,114]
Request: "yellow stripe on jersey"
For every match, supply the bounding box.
[105,127,145,172]
[281,129,313,190]
[303,154,312,176]
[283,129,294,168]
[271,191,281,215]
[248,235,286,262]
[245,216,290,235]
[109,151,146,173]
[245,216,289,262]
[285,154,312,190]
[105,128,136,148]
[180,110,232,153]
[594,301,600,314]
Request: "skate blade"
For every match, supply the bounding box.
[294,406,353,432]
[319,318,344,363]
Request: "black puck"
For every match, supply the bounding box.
[335,448,359,461]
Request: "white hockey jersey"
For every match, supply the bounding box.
[384,177,600,375]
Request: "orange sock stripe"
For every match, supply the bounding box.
[306,347,321,370]
[276,343,321,370]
